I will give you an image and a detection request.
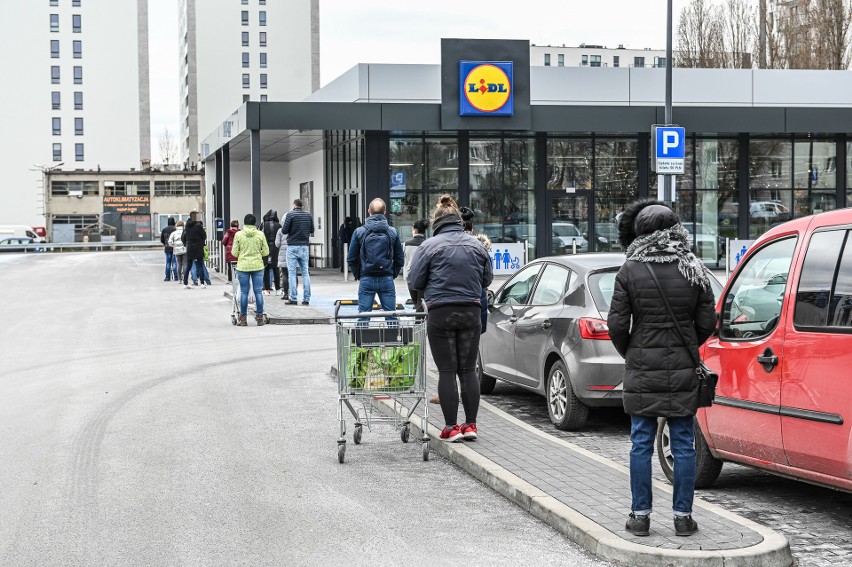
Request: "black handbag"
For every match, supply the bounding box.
[645,263,718,408]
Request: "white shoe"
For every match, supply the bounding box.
[184,285,191,289]
[201,284,207,289]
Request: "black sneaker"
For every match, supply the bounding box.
[302,301,310,305]
[625,513,650,537]
[285,300,298,305]
[674,515,698,536]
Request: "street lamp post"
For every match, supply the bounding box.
[663,0,674,205]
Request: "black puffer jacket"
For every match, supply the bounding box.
[262,209,281,249]
[183,219,207,261]
[607,202,716,417]
[407,214,493,308]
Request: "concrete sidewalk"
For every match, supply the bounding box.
[225,268,790,566]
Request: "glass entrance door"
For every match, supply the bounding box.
[547,191,592,256]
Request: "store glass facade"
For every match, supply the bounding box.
[326,131,849,269]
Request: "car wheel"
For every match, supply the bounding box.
[546,360,588,430]
[656,417,723,489]
[477,352,496,395]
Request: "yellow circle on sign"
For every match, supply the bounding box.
[464,64,511,113]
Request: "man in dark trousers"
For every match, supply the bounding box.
[347,198,405,313]
[160,217,177,281]
[182,212,207,289]
[338,217,354,272]
[281,199,314,305]
[261,209,281,294]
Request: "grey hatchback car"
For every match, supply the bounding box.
[478,254,721,430]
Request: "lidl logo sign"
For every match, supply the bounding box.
[459,61,514,116]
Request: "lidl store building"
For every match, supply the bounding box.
[201,39,852,270]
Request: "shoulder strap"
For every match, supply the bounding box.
[644,262,700,368]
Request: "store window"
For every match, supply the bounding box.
[793,139,837,218]
[749,139,793,238]
[470,137,537,257]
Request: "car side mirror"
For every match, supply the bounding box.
[486,289,495,308]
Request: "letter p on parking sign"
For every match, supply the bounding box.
[653,125,685,174]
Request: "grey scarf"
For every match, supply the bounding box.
[625,224,711,290]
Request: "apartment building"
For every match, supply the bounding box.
[531,44,667,69]
[0,0,151,227]
[179,0,319,167]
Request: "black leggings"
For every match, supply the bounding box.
[427,304,481,427]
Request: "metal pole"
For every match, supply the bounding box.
[663,0,674,204]
[343,243,349,281]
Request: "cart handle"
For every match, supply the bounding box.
[334,299,427,320]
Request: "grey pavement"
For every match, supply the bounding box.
[0,251,613,567]
[214,263,793,565]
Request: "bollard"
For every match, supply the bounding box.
[572,238,577,255]
[343,243,349,282]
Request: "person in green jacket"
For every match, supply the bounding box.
[231,213,270,326]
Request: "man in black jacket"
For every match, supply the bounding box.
[182,213,208,288]
[160,217,177,281]
[280,199,314,305]
[607,200,716,538]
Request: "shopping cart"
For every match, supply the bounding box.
[230,262,269,325]
[334,300,429,463]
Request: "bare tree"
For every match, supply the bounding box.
[768,0,852,69]
[158,127,177,166]
[676,0,727,67]
[722,0,756,68]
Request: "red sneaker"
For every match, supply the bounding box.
[460,423,478,440]
[439,425,463,442]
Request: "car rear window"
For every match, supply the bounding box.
[589,270,618,314]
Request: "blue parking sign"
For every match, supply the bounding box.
[653,125,685,174]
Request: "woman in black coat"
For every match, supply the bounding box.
[607,200,716,538]
[182,217,207,288]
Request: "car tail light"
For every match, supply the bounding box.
[579,317,610,340]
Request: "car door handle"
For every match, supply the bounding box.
[541,319,552,329]
[757,347,779,372]
[509,316,518,323]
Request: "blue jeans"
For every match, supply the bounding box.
[629,415,695,516]
[358,275,396,313]
[286,245,311,302]
[237,269,264,316]
[164,251,178,280]
[191,261,211,285]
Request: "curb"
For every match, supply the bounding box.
[224,290,332,325]
[362,379,792,567]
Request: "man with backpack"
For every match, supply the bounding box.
[347,198,405,313]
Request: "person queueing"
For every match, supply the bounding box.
[231,213,269,326]
[281,199,315,305]
[169,220,187,283]
[347,198,405,314]
[261,209,281,294]
[607,199,716,537]
[274,224,290,300]
[182,213,207,289]
[403,219,429,310]
[408,195,493,442]
[160,217,178,281]
[222,219,240,283]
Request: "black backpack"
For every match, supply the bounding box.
[359,225,393,276]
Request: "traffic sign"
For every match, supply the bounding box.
[652,125,685,174]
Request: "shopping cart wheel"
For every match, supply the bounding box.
[422,440,430,461]
[230,314,237,325]
[338,442,346,464]
[353,424,363,445]
[400,424,410,443]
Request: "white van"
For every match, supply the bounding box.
[0,225,46,243]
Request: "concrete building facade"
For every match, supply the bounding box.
[0,0,151,227]
[179,0,319,167]
[530,44,667,69]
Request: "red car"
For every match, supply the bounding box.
[657,207,852,493]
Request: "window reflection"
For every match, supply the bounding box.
[595,139,638,249]
[547,139,592,190]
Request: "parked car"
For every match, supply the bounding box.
[0,237,41,252]
[682,222,724,263]
[551,223,589,254]
[657,207,852,493]
[749,201,791,221]
[0,225,46,243]
[478,253,722,430]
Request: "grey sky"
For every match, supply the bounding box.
[147,0,690,160]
